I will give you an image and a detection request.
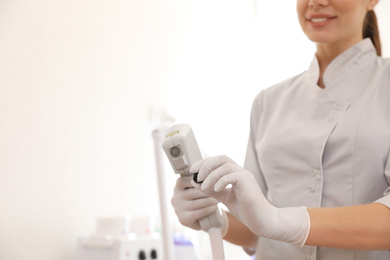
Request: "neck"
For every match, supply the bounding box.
[315,37,363,88]
[315,45,338,89]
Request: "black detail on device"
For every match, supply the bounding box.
[193,173,203,183]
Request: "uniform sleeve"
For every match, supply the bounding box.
[241,93,267,255]
[374,151,390,207]
[243,91,268,196]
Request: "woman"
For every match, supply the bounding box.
[171,0,390,259]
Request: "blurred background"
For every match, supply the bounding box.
[0,0,389,259]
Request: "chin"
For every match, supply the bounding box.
[305,33,336,45]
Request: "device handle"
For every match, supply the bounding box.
[199,208,224,231]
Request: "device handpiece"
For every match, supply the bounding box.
[162,123,225,260]
[162,123,224,230]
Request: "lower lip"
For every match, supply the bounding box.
[307,17,336,28]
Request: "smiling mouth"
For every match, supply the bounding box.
[307,17,337,23]
[312,18,327,23]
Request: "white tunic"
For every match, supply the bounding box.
[244,39,390,260]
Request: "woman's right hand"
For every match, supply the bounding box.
[171,175,220,230]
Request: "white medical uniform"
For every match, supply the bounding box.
[244,38,390,260]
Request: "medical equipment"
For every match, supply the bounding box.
[76,236,161,260]
[75,216,162,260]
[162,123,225,260]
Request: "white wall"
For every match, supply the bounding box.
[377,0,390,57]
[0,1,177,259]
[0,1,388,260]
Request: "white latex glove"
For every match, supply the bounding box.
[190,155,311,246]
[171,175,225,231]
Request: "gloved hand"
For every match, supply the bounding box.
[190,155,310,246]
[171,175,227,232]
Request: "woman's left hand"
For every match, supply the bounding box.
[190,155,310,246]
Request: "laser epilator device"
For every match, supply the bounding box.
[162,123,202,177]
[162,123,225,260]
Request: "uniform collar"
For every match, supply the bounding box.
[308,38,377,91]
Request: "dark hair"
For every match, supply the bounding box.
[363,10,381,56]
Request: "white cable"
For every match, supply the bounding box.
[199,208,226,260]
[208,227,225,260]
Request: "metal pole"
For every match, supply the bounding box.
[152,128,175,260]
